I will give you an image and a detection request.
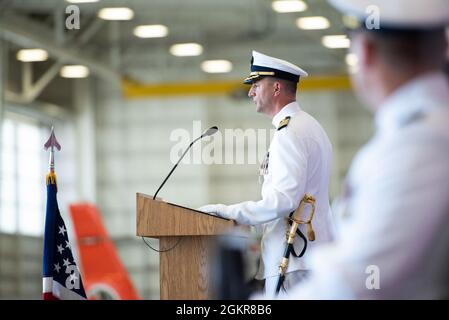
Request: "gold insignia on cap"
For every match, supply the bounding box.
[343,14,361,30]
[244,71,277,84]
[250,71,275,76]
[243,75,260,83]
[277,116,291,131]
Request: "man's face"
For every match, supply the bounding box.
[247,77,274,115]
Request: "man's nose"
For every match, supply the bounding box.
[248,86,255,98]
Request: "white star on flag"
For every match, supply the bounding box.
[54,263,61,273]
[57,244,64,254]
[63,258,71,267]
[65,240,71,249]
[58,225,67,236]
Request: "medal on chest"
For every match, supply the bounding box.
[259,151,269,183]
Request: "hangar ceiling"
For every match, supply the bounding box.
[1,0,351,107]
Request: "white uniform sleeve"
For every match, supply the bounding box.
[218,131,317,225]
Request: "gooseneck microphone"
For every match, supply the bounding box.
[153,126,219,200]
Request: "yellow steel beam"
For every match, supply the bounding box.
[122,75,351,99]
[300,75,352,91]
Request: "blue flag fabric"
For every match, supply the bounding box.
[42,173,87,300]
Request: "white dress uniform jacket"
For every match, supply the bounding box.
[203,101,335,279]
[287,71,449,299]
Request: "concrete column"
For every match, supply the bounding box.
[0,37,9,297]
[109,21,121,70]
[0,38,7,224]
[74,77,96,202]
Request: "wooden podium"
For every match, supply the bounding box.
[136,193,235,300]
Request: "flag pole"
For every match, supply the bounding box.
[44,126,61,185]
[42,126,61,300]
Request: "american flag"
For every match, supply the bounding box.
[42,173,87,300]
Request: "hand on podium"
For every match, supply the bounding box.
[198,204,227,218]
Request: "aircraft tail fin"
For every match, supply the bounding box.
[69,203,141,300]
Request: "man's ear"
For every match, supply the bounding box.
[273,81,281,97]
[359,32,377,69]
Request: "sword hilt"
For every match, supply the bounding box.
[290,194,316,241]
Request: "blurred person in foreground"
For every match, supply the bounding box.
[284,0,449,299]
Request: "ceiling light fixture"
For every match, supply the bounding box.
[66,0,100,3]
[201,60,233,73]
[98,7,134,20]
[296,16,330,30]
[272,0,307,13]
[322,35,351,49]
[17,49,48,62]
[60,65,90,78]
[169,43,203,56]
[134,25,169,38]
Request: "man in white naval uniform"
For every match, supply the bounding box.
[199,51,335,298]
[285,0,449,299]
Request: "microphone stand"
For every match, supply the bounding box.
[153,125,218,200]
[153,135,202,200]
[143,127,218,253]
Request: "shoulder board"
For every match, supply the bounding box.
[277,116,291,131]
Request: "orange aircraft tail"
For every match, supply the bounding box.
[69,203,141,300]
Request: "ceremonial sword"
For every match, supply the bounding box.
[275,193,316,295]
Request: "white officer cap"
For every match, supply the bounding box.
[243,51,308,85]
[328,0,449,30]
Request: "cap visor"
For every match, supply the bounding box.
[243,74,261,84]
